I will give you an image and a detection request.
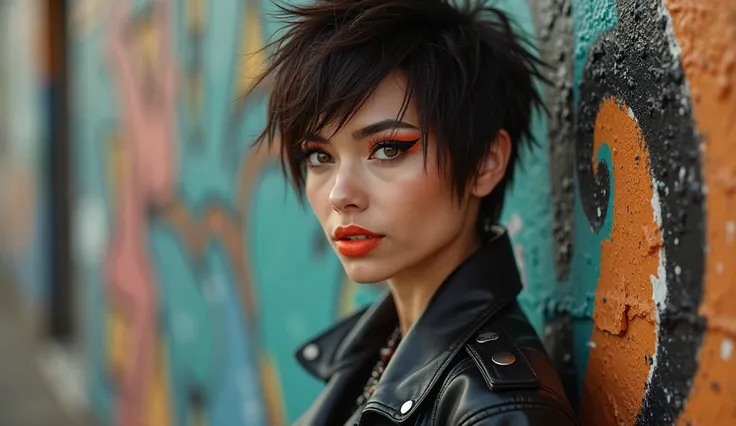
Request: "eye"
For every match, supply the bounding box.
[306,150,333,166]
[369,139,419,161]
[372,145,401,160]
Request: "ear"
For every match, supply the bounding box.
[471,129,512,198]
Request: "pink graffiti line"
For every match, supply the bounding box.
[105,1,179,425]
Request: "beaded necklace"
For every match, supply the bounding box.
[354,327,402,409]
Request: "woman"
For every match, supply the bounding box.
[250,0,577,424]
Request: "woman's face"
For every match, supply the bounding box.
[302,73,479,284]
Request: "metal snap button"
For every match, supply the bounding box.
[492,351,516,366]
[400,400,413,414]
[476,332,499,343]
[302,343,320,361]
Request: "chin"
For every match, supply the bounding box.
[341,259,394,284]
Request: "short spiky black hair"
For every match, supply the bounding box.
[250,0,547,229]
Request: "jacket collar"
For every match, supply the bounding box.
[295,227,522,424]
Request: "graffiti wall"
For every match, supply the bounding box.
[71,0,376,424]
[513,0,735,424]
[69,0,735,425]
[504,0,735,424]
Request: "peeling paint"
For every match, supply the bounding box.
[721,339,733,361]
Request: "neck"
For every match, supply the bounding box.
[387,229,480,336]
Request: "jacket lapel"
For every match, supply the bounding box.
[291,366,362,426]
[295,290,399,382]
[294,290,399,424]
[294,228,523,425]
[363,229,522,423]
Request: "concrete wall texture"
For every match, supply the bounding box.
[66,0,735,425]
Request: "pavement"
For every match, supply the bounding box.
[0,284,92,426]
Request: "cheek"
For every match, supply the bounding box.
[305,174,333,224]
[377,163,455,224]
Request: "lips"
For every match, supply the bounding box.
[333,225,384,257]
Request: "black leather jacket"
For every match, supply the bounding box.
[294,230,577,426]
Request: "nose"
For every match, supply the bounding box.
[328,165,367,213]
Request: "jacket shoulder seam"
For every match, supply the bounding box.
[538,382,572,409]
[457,402,577,426]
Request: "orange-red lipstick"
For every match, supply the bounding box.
[333,225,384,257]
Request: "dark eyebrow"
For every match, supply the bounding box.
[304,119,418,143]
[352,119,418,140]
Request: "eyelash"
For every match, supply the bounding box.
[369,139,419,161]
[299,138,420,168]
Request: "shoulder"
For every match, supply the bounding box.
[428,305,578,426]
